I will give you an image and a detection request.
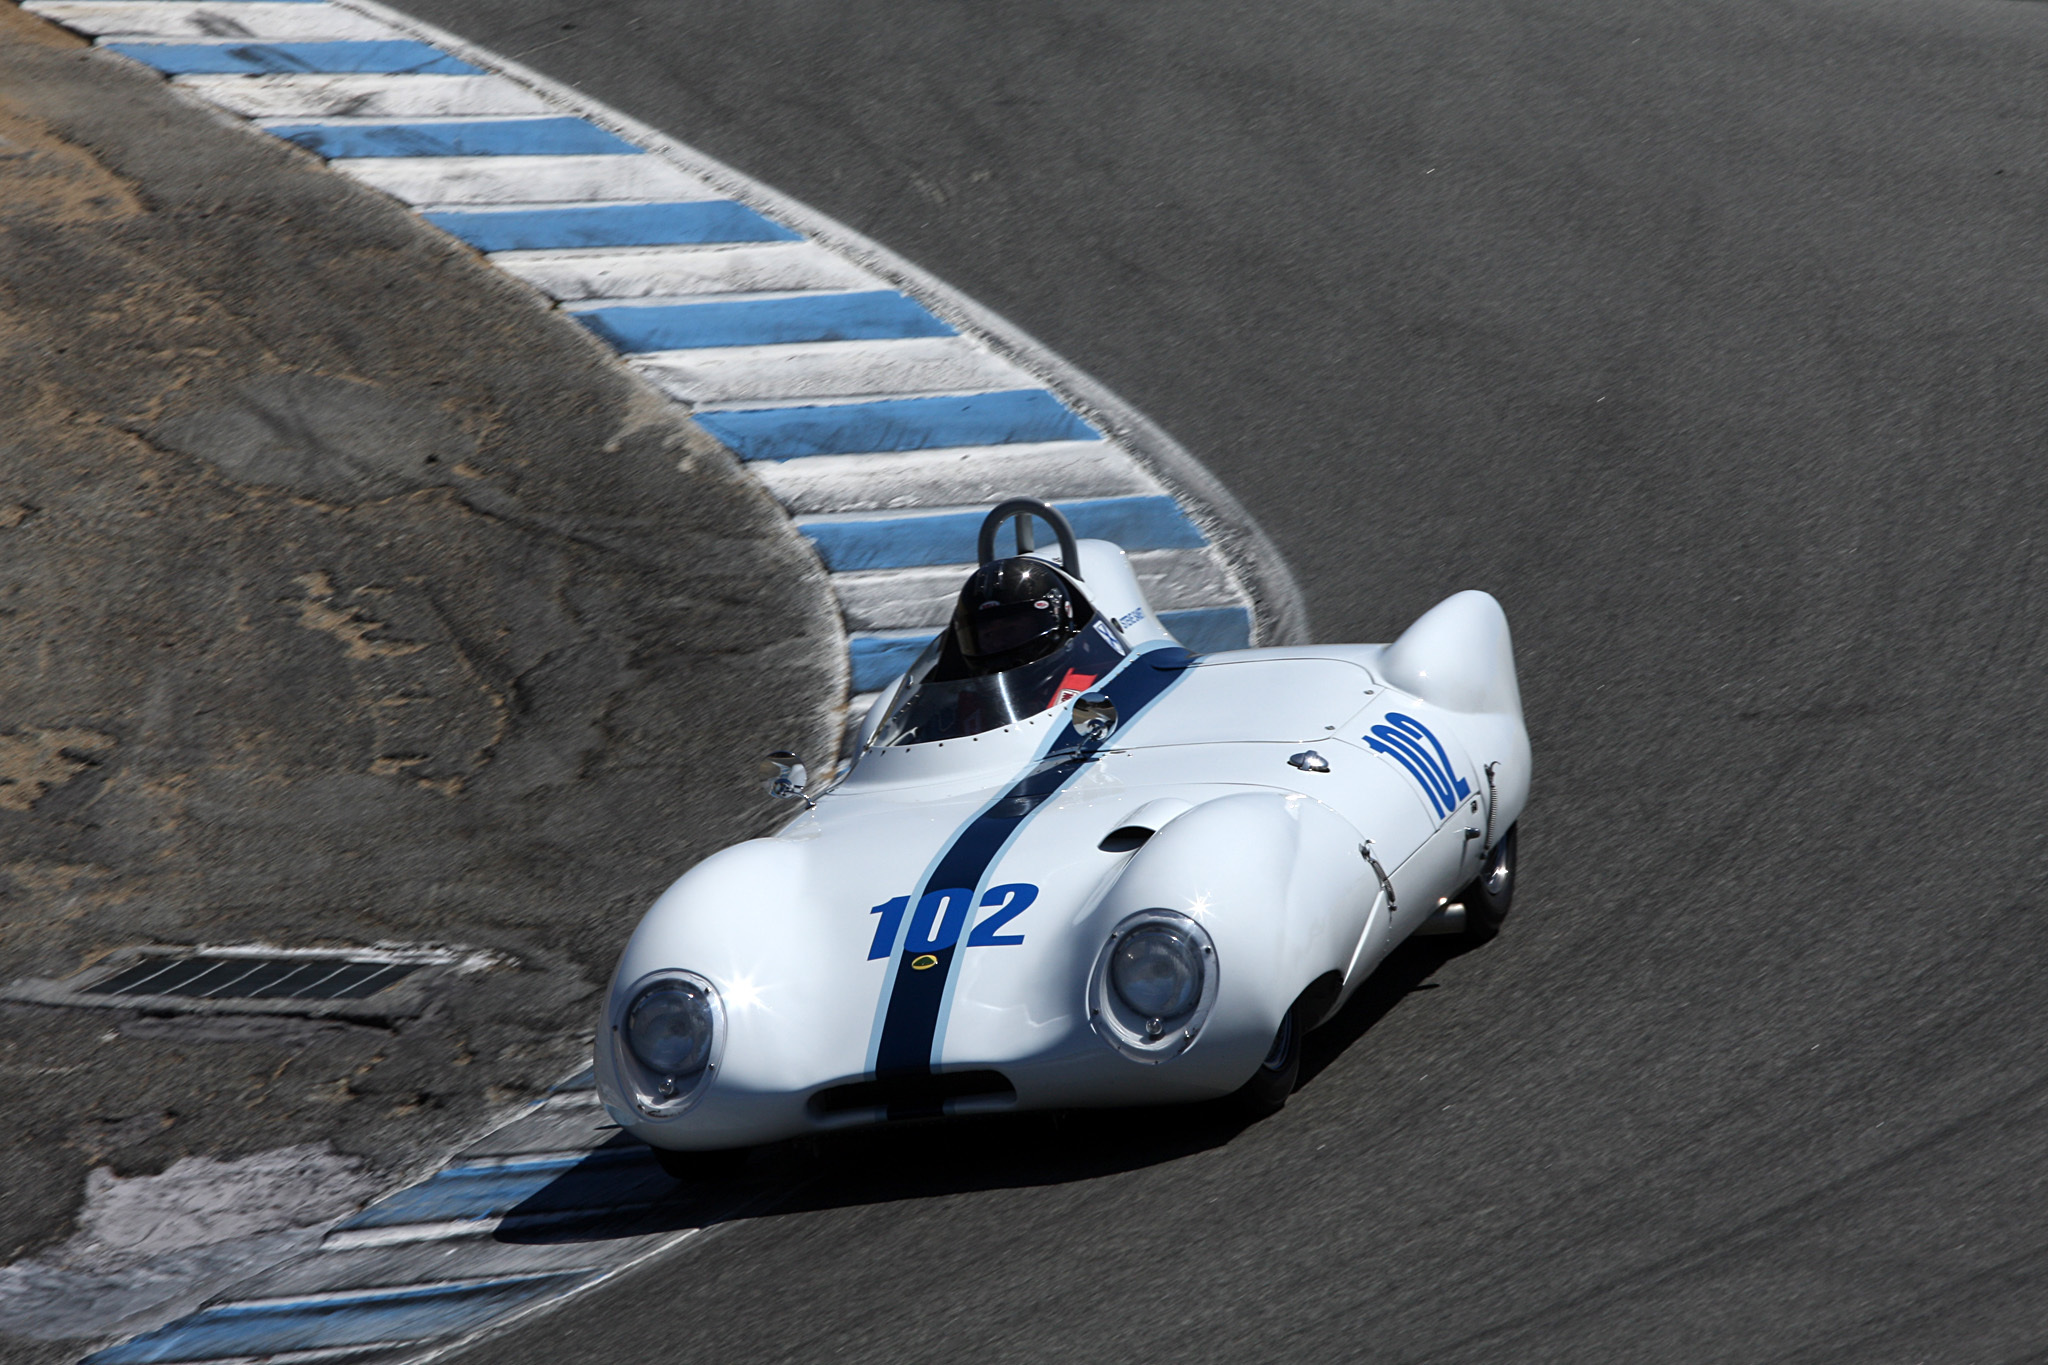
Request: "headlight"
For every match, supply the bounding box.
[1110,924,1204,1028]
[612,971,724,1115]
[1090,910,1218,1062]
[626,980,716,1081]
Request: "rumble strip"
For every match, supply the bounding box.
[23,0,1304,721]
[15,1,1306,1357]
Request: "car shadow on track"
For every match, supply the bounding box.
[490,937,1465,1246]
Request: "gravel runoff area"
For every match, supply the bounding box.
[0,5,843,1357]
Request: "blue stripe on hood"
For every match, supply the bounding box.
[870,645,1194,1094]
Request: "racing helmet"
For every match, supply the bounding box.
[942,556,1093,677]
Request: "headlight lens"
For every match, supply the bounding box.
[624,979,716,1080]
[1110,924,1205,1023]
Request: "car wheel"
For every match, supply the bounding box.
[1458,824,1518,946]
[649,1144,748,1182]
[1231,1006,1302,1115]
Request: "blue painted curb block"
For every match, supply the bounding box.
[335,1147,670,1230]
[802,495,1206,572]
[425,200,802,252]
[577,290,954,353]
[83,1273,592,1365]
[849,634,935,693]
[698,389,1102,461]
[269,117,639,159]
[106,39,482,75]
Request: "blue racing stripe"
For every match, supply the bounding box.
[1159,605,1253,653]
[697,390,1100,462]
[801,496,1206,572]
[84,1273,590,1365]
[105,40,481,75]
[849,633,935,693]
[267,117,637,159]
[425,200,801,252]
[873,646,1193,1082]
[577,291,951,354]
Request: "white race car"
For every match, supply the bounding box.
[595,500,1531,1165]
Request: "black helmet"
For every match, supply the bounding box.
[941,557,1093,677]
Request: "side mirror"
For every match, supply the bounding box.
[1072,692,1118,742]
[763,751,812,806]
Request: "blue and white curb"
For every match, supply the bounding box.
[28,0,1306,716]
[19,0,1308,1356]
[71,1069,758,1365]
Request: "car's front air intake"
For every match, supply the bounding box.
[808,1069,1016,1121]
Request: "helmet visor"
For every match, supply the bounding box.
[969,598,1064,658]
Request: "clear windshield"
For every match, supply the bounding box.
[870,617,1131,748]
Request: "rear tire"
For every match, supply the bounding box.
[1230,1007,1302,1115]
[1457,824,1518,945]
[649,1144,748,1182]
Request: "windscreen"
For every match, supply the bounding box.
[870,617,1131,748]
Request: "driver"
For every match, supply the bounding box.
[929,556,1093,681]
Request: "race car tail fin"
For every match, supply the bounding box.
[1380,590,1523,717]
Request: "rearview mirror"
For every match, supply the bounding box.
[763,751,811,804]
[1073,692,1118,742]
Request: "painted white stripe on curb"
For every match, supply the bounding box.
[497,242,880,302]
[30,0,396,38]
[630,336,1038,405]
[752,439,1157,516]
[174,72,557,119]
[331,152,720,205]
[831,546,1238,631]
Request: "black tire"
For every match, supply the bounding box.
[649,1144,748,1182]
[1457,824,1518,945]
[1230,1006,1303,1115]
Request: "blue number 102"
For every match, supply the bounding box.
[868,883,1039,959]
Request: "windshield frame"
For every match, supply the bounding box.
[868,616,1131,750]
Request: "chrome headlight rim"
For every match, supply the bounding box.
[609,968,726,1119]
[1087,909,1219,1063]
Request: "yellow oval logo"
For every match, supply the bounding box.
[910,953,939,971]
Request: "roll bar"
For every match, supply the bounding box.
[976,498,1082,579]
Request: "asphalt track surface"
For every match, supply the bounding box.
[387,0,2048,1359]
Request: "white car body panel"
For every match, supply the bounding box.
[596,537,1532,1150]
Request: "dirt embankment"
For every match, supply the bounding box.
[0,0,839,1293]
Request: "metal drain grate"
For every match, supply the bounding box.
[0,942,500,1022]
[84,955,422,1002]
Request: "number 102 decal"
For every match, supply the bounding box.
[868,883,1039,960]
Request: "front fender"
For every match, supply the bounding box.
[595,836,887,1144]
[1094,789,1378,1088]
